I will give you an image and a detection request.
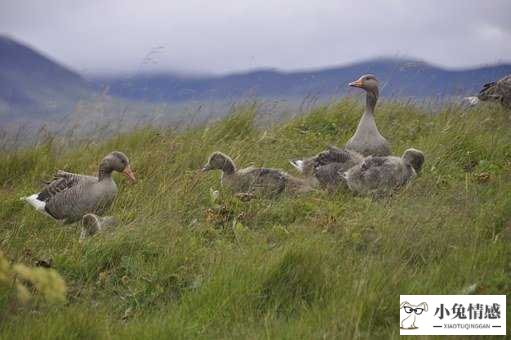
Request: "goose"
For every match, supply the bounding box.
[345,74,391,156]
[23,151,135,224]
[290,74,390,186]
[342,148,424,197]
[477,74,511,108]
[291,146,364,189]
[79,213,118,242]
[202,152,314,198]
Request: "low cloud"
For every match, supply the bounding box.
[1,0,510,75]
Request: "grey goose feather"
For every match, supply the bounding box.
[290,74,391,187]
[345,74,391,157]
[343,148,424,197]
[291,146,364,189]
[477,74,511,108]
[203,152,314,197]
[23,151,135,224]
[80,213,118,242]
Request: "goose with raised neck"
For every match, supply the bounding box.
[290,74,390,186]
[345,74,391,157]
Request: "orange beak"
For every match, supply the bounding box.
[122,165,136,183]
[349,79,364,88]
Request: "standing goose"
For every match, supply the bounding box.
[345,74,391,156]
[290,74,390,186]
[23,151,135,224]
[342,148,424,197]
[202,152,314,198]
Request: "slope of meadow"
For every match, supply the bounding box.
[0,99,510,339]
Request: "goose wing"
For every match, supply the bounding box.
[313,162,348,187]
[244,168,287,195]
[359,156,414,189]
[314,146,354,167]
[37,170,97,202]
[360,156,387,171]
[290,147,362,176]
[343,156,395,195]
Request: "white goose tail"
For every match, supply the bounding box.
[289,160,305,173]
[22,193,53,218]
[22,193,46,210]
[21,193,55,219]
[461,96,480,107]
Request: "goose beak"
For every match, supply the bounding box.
[122,165,136,183]
[201,164,211,172]
[349,79,364,88]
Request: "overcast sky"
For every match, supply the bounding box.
[1,0,510,75]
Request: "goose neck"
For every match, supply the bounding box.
[365,88,378,114]
[98,164,113,181]
[222,163,236,175]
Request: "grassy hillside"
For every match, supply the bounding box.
[0,99,510,339]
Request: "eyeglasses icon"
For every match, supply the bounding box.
[403,306,425,315]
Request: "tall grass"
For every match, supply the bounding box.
[0,99,510,339]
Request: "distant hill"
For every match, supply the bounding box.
[0,35,92,119]
[95,59,511,103]
[1,34,510,128]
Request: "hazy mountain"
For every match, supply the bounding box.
[95,59,511,103]
[1,34,510,127]
[0,35,92,119]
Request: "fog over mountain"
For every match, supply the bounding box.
[1,35,511,126]
[0,35,92,118]
[96,59,511,103]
